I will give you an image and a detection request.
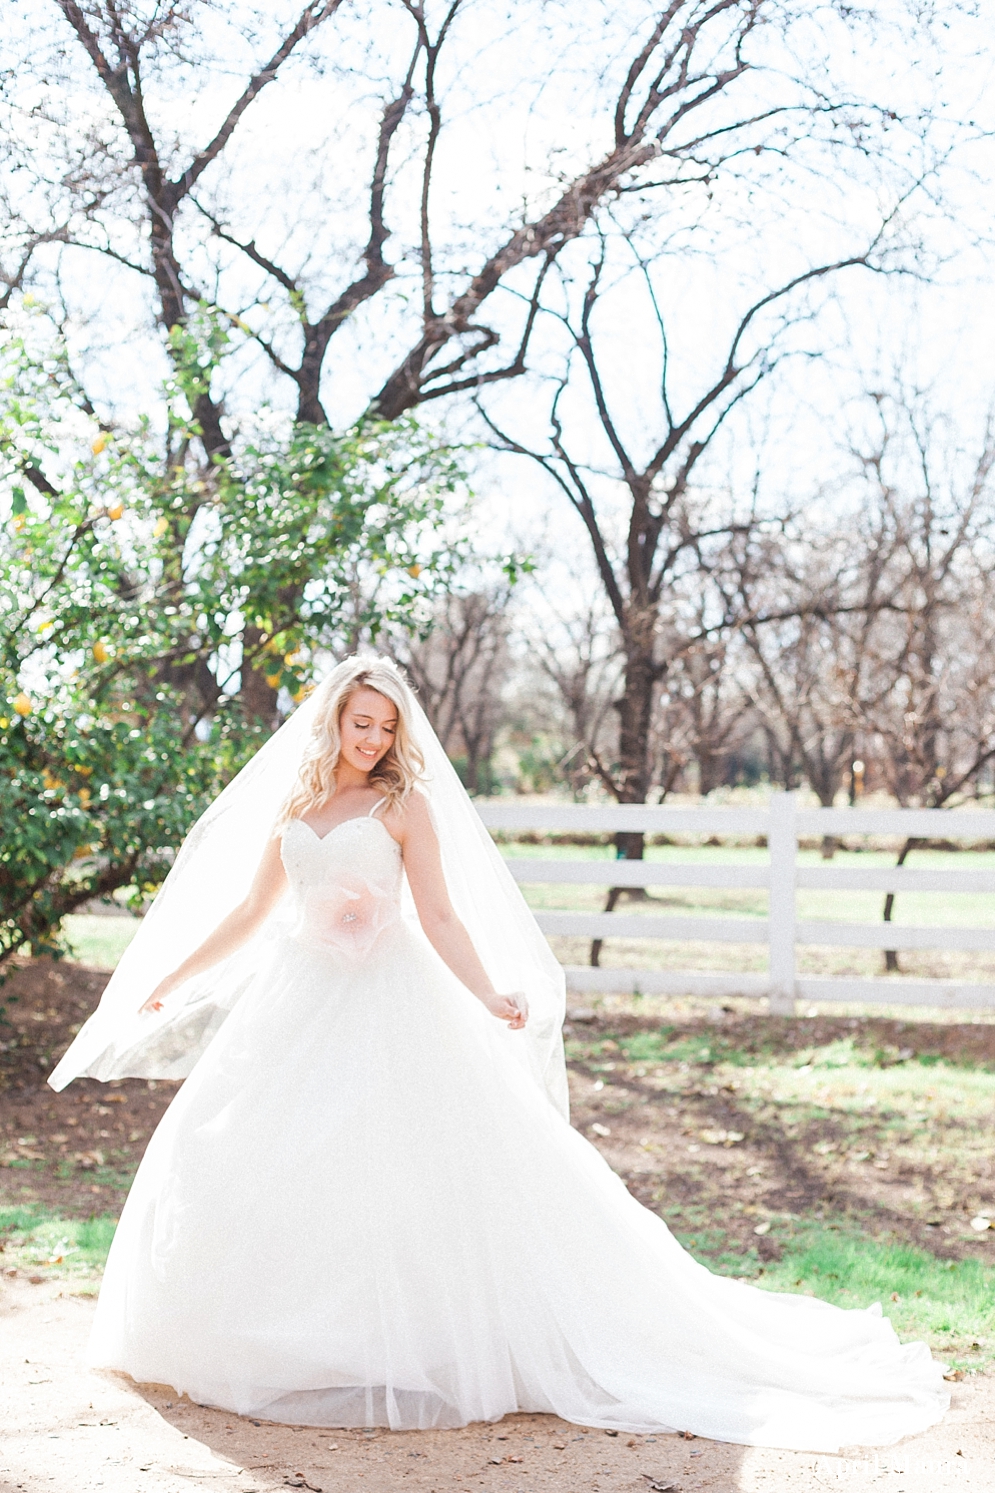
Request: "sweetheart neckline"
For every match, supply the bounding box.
[287,815,395,849]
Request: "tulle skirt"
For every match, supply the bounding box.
[90,922,948,1450]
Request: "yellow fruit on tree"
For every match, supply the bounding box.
[91,433,109,455]
[265,673,282,689]
[153,516,169,538]
[93,641,109,664]
[408,564,423,578]
[12,692,32,717]
[107,501,125,520]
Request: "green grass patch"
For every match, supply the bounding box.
[62,913,140,970]
[0,1203,117,1288]
[675,1218,995,1374]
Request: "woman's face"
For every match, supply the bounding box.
[338,687,398,775]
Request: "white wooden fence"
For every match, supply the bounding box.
[475,793,995,1015]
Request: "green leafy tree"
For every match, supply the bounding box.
[0,311,469,976]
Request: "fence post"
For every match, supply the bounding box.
[768,791,797,1017]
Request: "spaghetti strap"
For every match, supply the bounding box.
[368,796,388,819]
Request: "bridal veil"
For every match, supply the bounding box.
[48,657,568,1117]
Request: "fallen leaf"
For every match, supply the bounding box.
[591,1123,611,1137]
[943,1369,964,1382]
[753,1221,771,1236]
[700,1128,744,1146]
[849,1150,872,1162]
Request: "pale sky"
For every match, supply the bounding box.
[3,0,994,579]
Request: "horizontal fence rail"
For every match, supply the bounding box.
[476,795,995,1015]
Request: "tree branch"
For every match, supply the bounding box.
[172,1,347,203]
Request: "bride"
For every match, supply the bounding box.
[50,656,947,1450]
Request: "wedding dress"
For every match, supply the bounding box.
[81,796,948,1450]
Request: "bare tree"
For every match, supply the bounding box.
[836,396,995,965]
[5,0,951,430]
[518,565,623,797]
[387,583,513,794]
[1,1,977,748]
[718,514,903,851]
[480,217,910,825]
[657,622,754,798]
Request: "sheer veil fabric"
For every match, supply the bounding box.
[48,661,568,1116]
[50,656,949,1450]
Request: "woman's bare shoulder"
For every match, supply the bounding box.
[382,787,434,842]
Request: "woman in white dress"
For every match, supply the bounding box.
[50,657,948,1450]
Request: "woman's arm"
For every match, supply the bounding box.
[393,792,527,1030]
[140,833,288,1012]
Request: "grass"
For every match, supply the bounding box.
[505,843,995,926]
[0,1203,117,1290]
[62,914,140,970]
[566,1006,995,1374]
[669,1216,995,1375]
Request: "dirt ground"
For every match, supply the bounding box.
[3,959,995,1490]
[5,959,995,1259]
[2,1276,992,1493]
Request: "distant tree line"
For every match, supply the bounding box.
[404,387,995,822]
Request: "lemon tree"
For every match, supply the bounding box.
[0,313,469,978]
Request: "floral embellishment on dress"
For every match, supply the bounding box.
[300,875,397,957]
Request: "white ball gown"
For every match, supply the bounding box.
[87,800,948,1451]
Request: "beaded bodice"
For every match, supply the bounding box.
[280,809,402,956]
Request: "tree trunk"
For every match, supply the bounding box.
[882,836,918,972]
[240,625,281,732]
[590,637,656,965]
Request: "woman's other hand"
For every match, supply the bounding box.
[483,991,529,1029]
[140,971,184,1014]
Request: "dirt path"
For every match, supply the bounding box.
[2,1277,991,1493]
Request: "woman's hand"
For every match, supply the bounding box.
[140,971,184,1014]
[482,991,529,1030]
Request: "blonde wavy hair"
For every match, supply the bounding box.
[278,656,425,827]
